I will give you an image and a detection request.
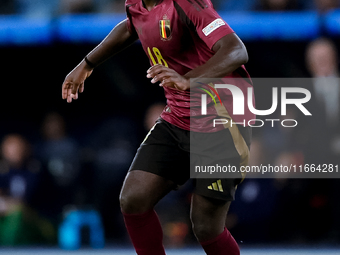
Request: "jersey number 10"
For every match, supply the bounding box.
[147,47,168,67]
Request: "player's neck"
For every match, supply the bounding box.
[142,0,162,11]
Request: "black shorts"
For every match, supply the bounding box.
[129,118,251,201]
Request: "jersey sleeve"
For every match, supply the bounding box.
[175,0,234,50]
[125,1,137,36]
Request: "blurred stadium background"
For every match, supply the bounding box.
[1,0,340,253]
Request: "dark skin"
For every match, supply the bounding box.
[120,170,231,242]
[147,32,248,90]
[62,2,248,101]
[143,0,162,11]
[62,0,247,242]
[62,20,138,102]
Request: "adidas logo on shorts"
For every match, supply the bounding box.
[207,179,224,192]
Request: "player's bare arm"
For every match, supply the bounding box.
[62,19,138,103]
[146,65,189,90]
[146,33,248,90]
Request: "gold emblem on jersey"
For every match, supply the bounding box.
[159,18,171,40]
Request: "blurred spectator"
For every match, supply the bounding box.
[256,0,302,11]
[94,0,126,13]
[38,112,80,187]
[88,116,138,186]
[59,0,95,14]
[86,116,139,241]
[314,0,339,12]
[15,0,59,18]
[0,134,39,205]
[0,134,55,245]
[306,37,338,78]
[259,104,306,165]
[305,38,340,163]
[35,112,80,216]
[305,38,340,241]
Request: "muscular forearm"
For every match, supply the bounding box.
[184,33,248,86]
[86,19,138,67]
[62,19,138,103]
[146,33,248,91]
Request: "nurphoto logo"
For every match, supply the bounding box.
[200,84,312,128]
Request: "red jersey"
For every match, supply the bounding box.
[125,0,255,132]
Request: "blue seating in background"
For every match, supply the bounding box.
[59,209,105,250]
[1,11,340,45]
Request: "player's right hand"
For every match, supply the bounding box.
[62,61,93,103]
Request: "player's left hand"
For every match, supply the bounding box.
[147,65,190,90]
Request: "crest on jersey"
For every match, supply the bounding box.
[159,19,171,40]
